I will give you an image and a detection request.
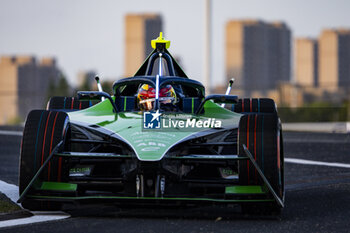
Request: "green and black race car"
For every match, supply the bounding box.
[18,33,284,215]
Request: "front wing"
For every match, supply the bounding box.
[19,138,281,207]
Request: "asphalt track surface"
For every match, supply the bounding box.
[1,128,350,232]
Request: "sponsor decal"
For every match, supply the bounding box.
[69,166,93,176]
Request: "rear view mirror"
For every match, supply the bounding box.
[77,91,109,101]
[77,91,118,113]
[195,94,238,114]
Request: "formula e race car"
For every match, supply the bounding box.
[18,33,284,215]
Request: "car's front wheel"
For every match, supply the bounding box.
[238,113,284,215]
[19,110,69,210]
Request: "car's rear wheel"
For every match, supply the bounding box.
[19,110,69,210]
[233,98,276,113]
[238,113,284,215]
[47,96,92,111]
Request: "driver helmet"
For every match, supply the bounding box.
[137,84,177,111]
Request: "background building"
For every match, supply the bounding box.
[318,29,350,91]
[295,38,318,87]
[124,13,163,77]
[225,20,291,96]
[276,29,350,107]
[0,56,60,124]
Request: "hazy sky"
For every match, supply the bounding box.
[0,0,349,87]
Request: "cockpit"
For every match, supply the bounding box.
[113,76,204,113]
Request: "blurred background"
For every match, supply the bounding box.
[0,0,349,125]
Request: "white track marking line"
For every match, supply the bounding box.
[0,130,23,136]
[0,214,69,228]
[0,180,18,203]
[0,180,70,228]
[285,158,350,169]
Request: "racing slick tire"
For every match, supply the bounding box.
[47,96,92,111]
[233,98,276,114]
[238,113,284,215]
[19,110,70,210]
